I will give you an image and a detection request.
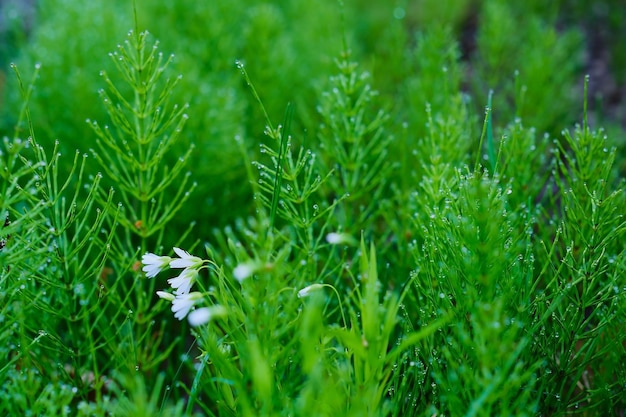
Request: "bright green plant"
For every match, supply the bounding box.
[138,69,447,415]
[532,85,626,413]
[89,29,195,252]
[1,1,626,416]
[0,63,117,413]
[316,52,393,233]
[86,28,199,378]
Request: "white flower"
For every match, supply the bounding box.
[233,260,271,283]
[141,253,172,278]
[325,232,356,246]
[169,247,203,269]
[188,305,227,327]
[171,292,203,320]
[156,290,175,301]
[167,268,198,295]
[297,283,324,298]
[233,262,255,282]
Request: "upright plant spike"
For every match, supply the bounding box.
[89,30,194,247]
[235,60,276,138]
[474,90,495,173]
[10,63,40,141]
[268,102,293,232]
[583,74,589,133]
[486,90,496,172]
[234,60,279,232]
[236,62,335,245]
[132,0,139,38]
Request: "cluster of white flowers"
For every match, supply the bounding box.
[141,247,224,326]
[142,231,353,325]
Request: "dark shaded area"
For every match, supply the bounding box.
[455,1,626,131]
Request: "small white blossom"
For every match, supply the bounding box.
[188,305,227,327]
[325,232,356,246]
[171,292,203,320]
[233,262,254,282]
[167,268,198,295]
[141,253,172,278]
[156,291,175,301]
[170,247,203,269]
[297,283,324,298]
[233,260,270,283]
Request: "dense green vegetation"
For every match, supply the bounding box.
[1,0,625,415]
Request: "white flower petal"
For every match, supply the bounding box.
[170,259,194,269]
[141,253,171,278]
[188,305,227,327]
[297,283,324,298]
[142,253,159,263]
[167,268,198,295]
[142,264,160,278]
[173,247,189,258]
[325,232,356,246]
[326,233,342,244]
[156,291,175,301]
[233,264,253,282]
[170,247,203,269]
[188,308,211,326]
[171,292,201,320]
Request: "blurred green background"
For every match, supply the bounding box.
[1,0,625,243]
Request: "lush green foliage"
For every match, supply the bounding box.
[1,0,625,416]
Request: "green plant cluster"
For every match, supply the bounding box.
[1,0,625,416]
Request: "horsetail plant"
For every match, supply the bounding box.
[88,29,195,254]
[87,29,197,375]
[1,63,119,411]
[2,2,626,415]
